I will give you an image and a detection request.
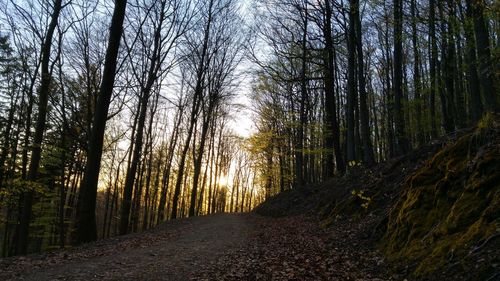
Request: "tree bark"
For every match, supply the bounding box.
[156,107,182,224]
[119,0,166,235]
[189,98,216,217]
[296,3,308,185]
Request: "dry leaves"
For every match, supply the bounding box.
[193,215,389,281]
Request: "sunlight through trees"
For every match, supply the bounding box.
[0,0,498,256]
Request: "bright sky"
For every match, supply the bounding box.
[229,93,255,138]
[227,0,257,138]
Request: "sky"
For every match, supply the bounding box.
[229,93,255,138]
[226,0,258,139]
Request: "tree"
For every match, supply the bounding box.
[75,0,128,244]
[16,0,64,255]
[352,0,375,165]
[467,0,498,113]
[410,0,424,145]
[119,0,190,235]
[170,0,215,219]
[188,0,244,217]
[346,0,358,163]
[463,0,483,123]
[392,0,409,155]
[321,0,345,175]
[0,34,19,192]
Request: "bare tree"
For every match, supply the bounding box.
[119,0,191,235]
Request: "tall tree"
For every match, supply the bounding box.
[16,0,64,255]
[393,0,409,154]
[346,0,358,163]
[463,0,483,123]
[410,0,424,145]
[119,0,188,234]
[353,0,375,165]
[429,0,438,138]
[439,0,456,133]
[467,0,498,113]
[75,0,128,244]
[171,0,214,219]
[321,0,345,175]
[296,0,308,185]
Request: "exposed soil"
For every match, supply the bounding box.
[0,213,389,280]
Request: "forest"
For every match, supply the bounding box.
[0,0,498,279]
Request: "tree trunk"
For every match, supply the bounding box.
[429,0,438,138]
[322,0,345,175]
[120,95,149,234]
[393,0,409,155]
[75,0,128,244]
[17,0,63,254]
[189,100,216,217]
[171,0,213,219]
[464,0,483,123]
[296,4,308,185]
[353,0,375,165]
[468,0,498,112]
[410,0,424,145]
[346,0,358,165]
[441,1,456,133]
[156,108,182,224]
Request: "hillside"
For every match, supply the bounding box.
[256,115,500,280]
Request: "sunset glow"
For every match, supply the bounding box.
[218,174,229,186]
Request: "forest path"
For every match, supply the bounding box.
[0,213,388,280]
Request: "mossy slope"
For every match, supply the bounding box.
[383,117,500,279]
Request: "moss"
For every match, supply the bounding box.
[477,112,494,130]
[382,123,500,278]
[320,196,368,228]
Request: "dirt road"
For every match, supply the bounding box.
[0,213,388,280]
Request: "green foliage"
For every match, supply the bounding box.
[6,178,46,194]
[477,112,494,129]
[351,189,372,209]
[348,160,362,168]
